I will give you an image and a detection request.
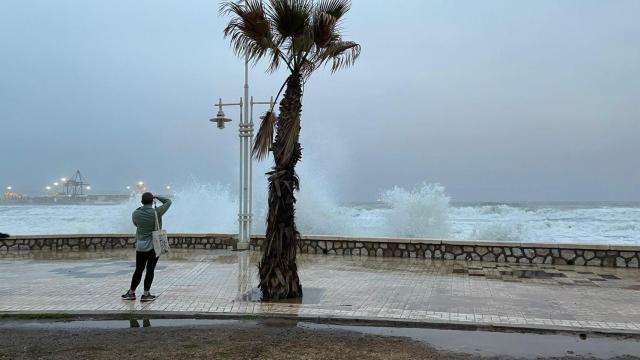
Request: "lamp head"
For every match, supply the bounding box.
[210,109,232,129]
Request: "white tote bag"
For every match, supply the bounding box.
[152,208,170,256]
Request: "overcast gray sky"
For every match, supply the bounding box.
[1,0,639,202]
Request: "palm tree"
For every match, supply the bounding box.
[221,0,360,300]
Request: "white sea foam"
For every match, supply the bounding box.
[379,182,450,238]
[0,180,638,245]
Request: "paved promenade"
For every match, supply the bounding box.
[1,249,639,333]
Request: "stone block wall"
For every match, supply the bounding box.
[1,234,638,268]
[0,234,235,251]
[250,236,640,268]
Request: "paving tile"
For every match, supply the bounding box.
[0,249,639,333]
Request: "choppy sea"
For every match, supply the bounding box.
[1,182,638,245]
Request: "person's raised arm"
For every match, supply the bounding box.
[154,196,172,216]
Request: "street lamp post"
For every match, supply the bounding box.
[210,59,274,251]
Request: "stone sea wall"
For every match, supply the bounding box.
[0,234,235,251]
[251,235,640,268]
[1,234,638,268]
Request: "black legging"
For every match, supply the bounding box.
[130,249,159,292]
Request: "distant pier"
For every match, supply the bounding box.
[0,194,131,205]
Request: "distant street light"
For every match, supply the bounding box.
[6,186,11,191]
[85,186,91,191]
[166,186,171,190]
[61,178,67,183]
[126,186,131,190]
[53,182,59,186]
[45,186,51,190]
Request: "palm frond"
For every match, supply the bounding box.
[268,0,313,39]
[266,47,282,73]
[315,40,361,72]
[312,12,336,48]
[253,111,278,160]
[292,31,315,55]
[277,113,301,165]
[315,0,351,19]
[299,57,316,78]
[221,0,275,63]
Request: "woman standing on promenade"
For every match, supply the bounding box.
[121,192,171,302]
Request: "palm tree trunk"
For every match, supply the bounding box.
[258,73,303,300]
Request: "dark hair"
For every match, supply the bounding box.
[141,192,154,205]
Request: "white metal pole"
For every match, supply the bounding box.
[238,97,246,249]
[244,57,250,245]
[236,55,251,250]
[243,0,250,249]
[249,96,254,239]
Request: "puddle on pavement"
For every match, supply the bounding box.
[506,270,567,279]
[300,323,640,359]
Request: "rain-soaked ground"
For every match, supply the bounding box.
[2,249,640,334]
[0,318,638,359]
[1,248,640,358]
